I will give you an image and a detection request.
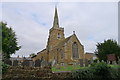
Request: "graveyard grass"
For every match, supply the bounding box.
[109,64,120,68]
[52,65,86,72]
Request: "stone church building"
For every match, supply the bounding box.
[33,8,85,66]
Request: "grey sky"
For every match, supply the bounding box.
[1,2,118,57]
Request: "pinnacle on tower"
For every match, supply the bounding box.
[53,7,59,28]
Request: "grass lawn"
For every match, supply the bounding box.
[52,65,86,72]
[109,64,120,68]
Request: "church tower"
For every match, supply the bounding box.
[47,7,65,51]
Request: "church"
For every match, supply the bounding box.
[33,7,85,66]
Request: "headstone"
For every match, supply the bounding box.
[60,62,64,66]
[29,61,34,67]
[118,59,120,65]
[52,60,56,67]
[79,59,83,67]
[97,60,100,63]
[90,58,94,64]
[13,60,18,66]
[22,60,30,66]
[35,59,41,67]
[113,61,117,65]
[101,60,104,63]
[85,59,89,67]
[4,59,12,65]
[41,60,47,67]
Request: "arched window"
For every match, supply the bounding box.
[57,33,61,39]
[72,42,79,58]
[60,49,64,59]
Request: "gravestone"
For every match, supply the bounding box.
[118,59,120,65]
[29,61,34,67]
[35,59,41,67]
[13,60,18,66]
[85,59,89,67]
[41,60,48,67]
[79,59,83,67]
[22,60,30,66]
[90,58,94,64]
[97,60,100,63]
[117,57,120,65]
[4,59,12,65]
[52,60,56,67]
[101,60,104,63]
[113,61,117,65]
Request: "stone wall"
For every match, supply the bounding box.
[2,66,72,80]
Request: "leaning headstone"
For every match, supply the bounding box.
[4,59,12,66]
[79,59,83,67]
[13,60,18,66]
[22,60,30,66]
[85,59,89,67]
[35,59,41,67]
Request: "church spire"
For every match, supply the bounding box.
[53,7,59,28]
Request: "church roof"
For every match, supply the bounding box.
[37,49,46,54]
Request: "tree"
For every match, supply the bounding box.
[95,39,120,61]
[1,22,21,60]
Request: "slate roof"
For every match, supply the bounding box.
[37,49,46,54]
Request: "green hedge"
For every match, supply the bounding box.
[72,62,120,80]
[1,62,9,74]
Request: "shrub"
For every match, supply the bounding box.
[89,62,111,79]
[2,62,9,74]
[72,68,94,80]
[72,62,112,80]
[110,65,120,79]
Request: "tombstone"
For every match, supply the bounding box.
[97,60,100,63]
[48,61,53,67]
[52,59,56,67]
[4,59,12,65]
[106,60,109,64]
[22,60,30,66]
[101,60,104,63]
[13,60,18,66]
[118,59,120,65]
[79,59,83,67]
[60,62,64,66]
[41,60,48,67]
[90,58,94,64]
[113,61,117,65]
[85,59,89,67]
[34,59,41,67]
[29,61,34,67]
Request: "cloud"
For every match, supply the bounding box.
[1,2,118,57]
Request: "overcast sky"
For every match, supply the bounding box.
[1,2,118,57]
